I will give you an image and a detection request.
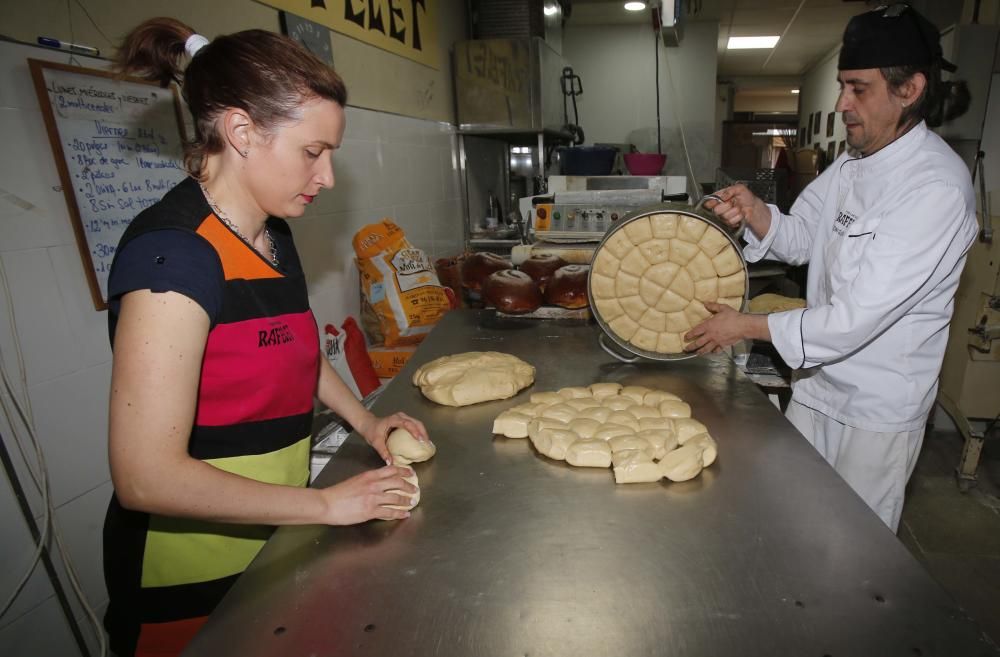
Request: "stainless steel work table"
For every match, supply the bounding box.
[185,310,997,657]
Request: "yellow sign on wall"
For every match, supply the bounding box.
[262,0,438,70]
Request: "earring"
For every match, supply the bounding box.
[241,149,249,157]
[901,102,908,108]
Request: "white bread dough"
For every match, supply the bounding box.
[636,428,677,460]
[385,469,420,511]
[589,382,623,398]
[674,418,709,444]
[386,428,437,465]
[593,423,636,441]
[660,443,706,482]
[413,352,535,407]
[613,450,663,484]
[609,434,654,458]
[491,411,533,438]
[566,439,613,467]
[659,400,692,418]
[685,432,718,467]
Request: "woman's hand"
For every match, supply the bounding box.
[356,412,431,464]
[703,184,771,239]
[319,465,418,524]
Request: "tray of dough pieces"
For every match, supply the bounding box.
[588,197,749,362]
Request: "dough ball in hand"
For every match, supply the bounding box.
[386,428,436,465]
[385,468,420,512]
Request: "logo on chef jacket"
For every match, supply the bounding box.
[833,210,858,236]
[258,322,295,348]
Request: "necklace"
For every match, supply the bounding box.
[199,181,279,266]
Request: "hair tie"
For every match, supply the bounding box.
[185,34,209,58]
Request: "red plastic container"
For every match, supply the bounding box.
[623,152,667,175]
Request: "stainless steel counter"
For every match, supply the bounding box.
[184,310,997,657]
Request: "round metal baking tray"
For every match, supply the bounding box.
[587,195,750,363]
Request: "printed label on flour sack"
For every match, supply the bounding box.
[353,219,451,347]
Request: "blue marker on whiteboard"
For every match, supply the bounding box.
[37,36,100,57]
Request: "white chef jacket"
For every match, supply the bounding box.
[744,121,977,432]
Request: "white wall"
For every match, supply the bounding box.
[0,5,465,655]
[797,46,845,158]
[562,21,720,186]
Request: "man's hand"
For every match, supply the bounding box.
[703,184,772,240]
[684,302,771,354]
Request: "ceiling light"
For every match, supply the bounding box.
[727,36,781,50]
[543,3,559,16]
[624,2,646,11]
[791,89,800,94]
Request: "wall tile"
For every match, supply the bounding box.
[0,594,80,657]
[51,480,113,613]
[47,245,112,371]
[0,469,56,630]
[0,108,77,252]
[28,361,111,508]
[0,250,85,385]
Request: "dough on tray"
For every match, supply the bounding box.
[566,438,613,468]
[413,352,535,406]
[590,217,746,355]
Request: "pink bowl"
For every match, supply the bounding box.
[623,153,667,175]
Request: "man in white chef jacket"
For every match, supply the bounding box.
[686,3,978,533]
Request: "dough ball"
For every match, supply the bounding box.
[530,391,564,405]
[674,418,709,443]
[604,230,634,259]
[558,386,593,399]
[620,385,653,404]
[609,434,654,458]
[578,406,612,423]
[386,428,436,465]
[638,416,675,432]
[568,417,602,439]
[491,411,533,438]
[685,432,718,467]
[628,405,661,420]
[593,423,635,441]
[385,469,420,511]
[605,410,640,431]
[544,429,579,460]
[698,225,731,257]
[594,298,625,322]
[660,443,706,482]
[643,390,681,406]
[591,272,617,300]
[636,428,678,460]
[649,213,679,239]
[540,402,579,423]
[508,402,545,417]
[655,332,684,354]
[619,248,651,278]
[638,239,672,265]
[613,450,663,484]
[589,382,623,399]
[659,400,692,419]
[566,439,613,468]
[602,397,637,411]
[678,216,709,243]
[623,216,653,244]
[593,247,621,278]
[565,398,602,411]
[413,352,535,407]
[712,246,742,277]
[718,271,746,299]
[668,239,700,266]
[630,327,659,352]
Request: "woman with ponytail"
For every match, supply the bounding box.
[104,18,431,657]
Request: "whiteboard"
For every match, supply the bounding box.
[29,59,187,309]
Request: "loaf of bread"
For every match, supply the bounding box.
[483,269,543,314]
[545,264,590,309]
[461,252,512,291]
